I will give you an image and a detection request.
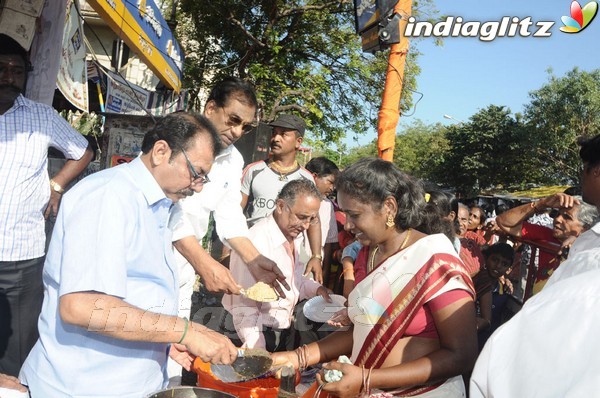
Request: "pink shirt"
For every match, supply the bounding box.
[222,215,322,348]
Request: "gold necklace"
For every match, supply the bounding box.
[270,160,298,181]
[368,228,412,272]
[270,160,298,173]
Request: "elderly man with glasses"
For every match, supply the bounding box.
[19,112,239,398]
[493,192,598,294]
[222,179,331,351]
[470,135,600,398]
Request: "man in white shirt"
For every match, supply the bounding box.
[470,134,600,397]
[0,34,93,376]
[168,78,289,381]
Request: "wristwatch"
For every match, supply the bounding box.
[311,254,323,262]
[49,179,65,194]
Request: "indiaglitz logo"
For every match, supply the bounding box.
[403,16,554,41]
[560,0,598,33]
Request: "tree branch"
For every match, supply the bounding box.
[278,0,351,19]
[268,89,315,120]
[271,104,309,116]
[226,10,266,48]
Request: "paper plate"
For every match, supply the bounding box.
[303,294,346,323]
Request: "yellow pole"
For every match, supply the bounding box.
[377,0,411,161]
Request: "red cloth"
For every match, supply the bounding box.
[472,267,494,298]
[353,245,370,284]
[404,289,471,339]
[459,238,484,277]
[337,230,354,252]
[521,222,561,287]
[464,230,487,246]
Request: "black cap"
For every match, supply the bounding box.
[268,114,306,137]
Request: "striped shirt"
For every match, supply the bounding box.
[0,95,89,261]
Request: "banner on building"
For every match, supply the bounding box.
[95,61,187,116]
[105,68,150,115]
[57,0,89,112]
[86,0,183,92]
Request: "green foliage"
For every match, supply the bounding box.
[523,68,600,185]
[341,140,378,168]
[342,68,600,196]
[393,120,448,181]
[176,0,432,144]
[434,105,534,196]
[60,110,102,137]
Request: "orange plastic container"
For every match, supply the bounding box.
[193,358,283,398]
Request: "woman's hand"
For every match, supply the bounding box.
[541,193,580,209]
[319,362,364,398]
[559,235,576,258]
[271,351,299,377]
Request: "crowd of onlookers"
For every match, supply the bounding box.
[327,181,599,349]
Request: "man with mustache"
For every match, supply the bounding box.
[170,79,288,295]
[0,34,93,377]
[240,115,324,283]
[167,78,289,384]
[19,112,239,397]
[494,191,598,293]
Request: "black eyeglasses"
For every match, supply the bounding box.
[180,147,210,185]
[222,107,258,134]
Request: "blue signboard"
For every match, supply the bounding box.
[87,0,184,92]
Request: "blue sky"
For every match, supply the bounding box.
[344,0,600,147]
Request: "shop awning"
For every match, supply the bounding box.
[86,0,183,93]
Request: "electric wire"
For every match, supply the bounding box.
[386,56,424,117]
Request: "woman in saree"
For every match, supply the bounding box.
[272,158,477,397]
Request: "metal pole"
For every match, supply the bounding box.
[377,0,411,161]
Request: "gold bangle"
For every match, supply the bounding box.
[360,365,366,395]
[365,367,373,396]
[311,254,323,261]
[294,345,307,371]
[339,268,355,280]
